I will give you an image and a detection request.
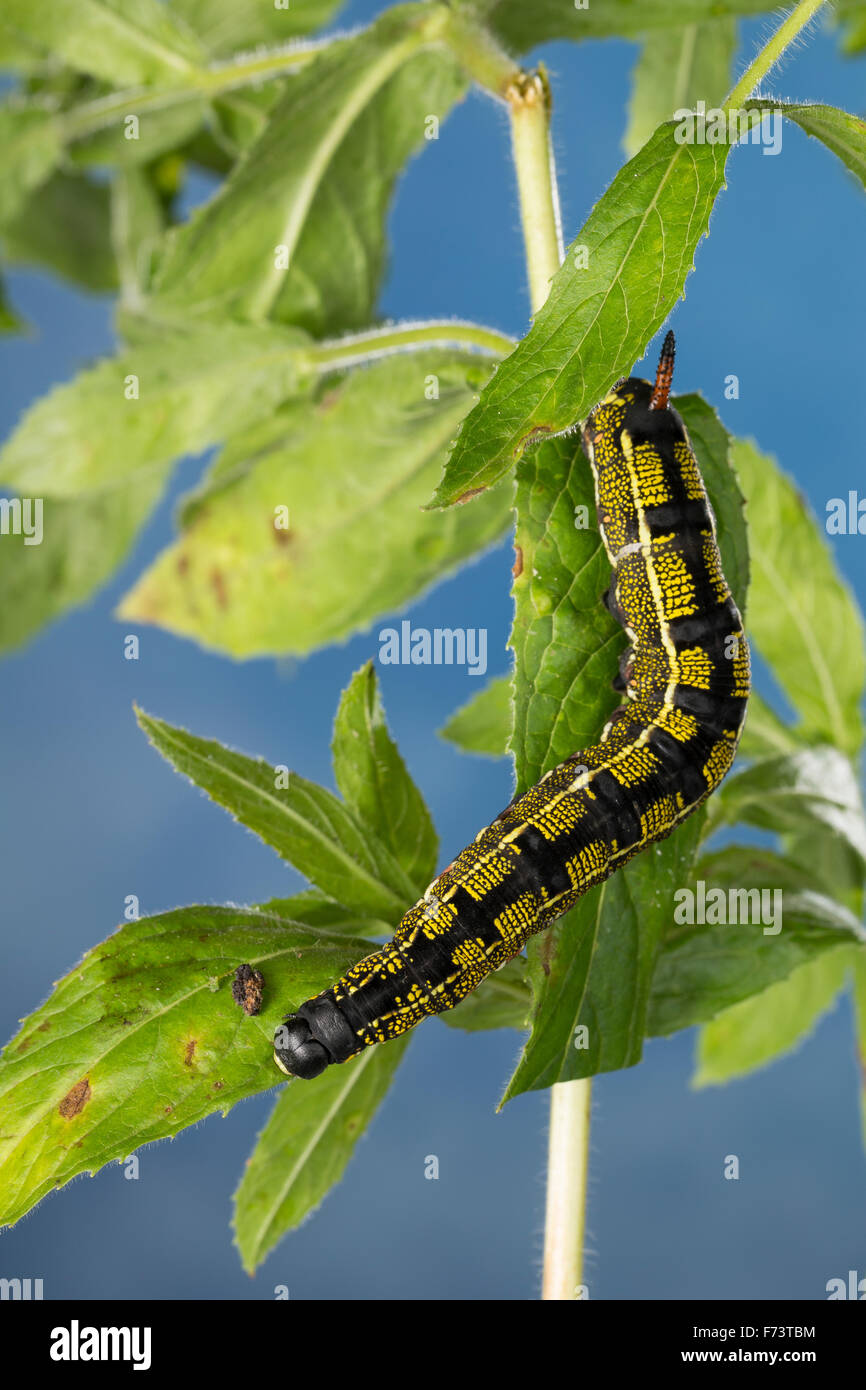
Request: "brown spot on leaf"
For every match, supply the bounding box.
[59,1078,91,1119]
[539,932,554,978]
[273,524,293,547]
[164,1105,173,1116]
[455,487,487,505]
[184,1040,197,1066]
[512,545,523,579]
[38,1021,51,1032]
[515,424,552,457]
[176,553,189,577]
[317,387,343,413]
[16,1038,31,1052]
[213,1080,224,1090]
[210,568,228,609]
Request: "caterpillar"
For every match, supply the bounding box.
[274,332,750,1080]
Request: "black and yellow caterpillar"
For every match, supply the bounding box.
[274,332,750,1079]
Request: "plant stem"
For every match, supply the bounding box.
[506,61,591,1301]
[437,7,520,98]
[507,67,564,314]
[542,1077,593,1300]
[61,41,326,143]
[307,320,515,372]
[725,0,826,109]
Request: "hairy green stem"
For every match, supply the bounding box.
[506,60,590,1301]
[307,320,515,372]
[61,40,326,143]
[436,6,520,97]
[726,0,826,110]
[507,67,564,314]
[542,1076,593,1301]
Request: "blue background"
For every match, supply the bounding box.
[1,3,865,1300]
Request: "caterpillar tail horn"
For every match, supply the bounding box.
[649,328,676,410]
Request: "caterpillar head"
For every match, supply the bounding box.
[273,1015,330,1079]
[273,994,359,1078]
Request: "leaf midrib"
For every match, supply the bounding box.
[142,715,409,915]
[245,1046,381,1265]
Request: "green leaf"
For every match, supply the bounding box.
[430,126,729,507]
[624,19,737,157]
[233,1034,409,1273]
[504,816,704,1098]
[0,476,165,653]
[441,957,530,1032]
[117,351,511,657]
[332,663,438,892]
[135,708,414,919]
[0,0,206,86]
[195,45,465,339]
[748,100,866,190]
[253,890,390,941]
[0,322,312,497]
[0,101,63,227]
[0,904,373,1227]
[69,98,209,170]
[439,674,512,757]
[837,0,866,54]
[508,434,621,795]
[2,171,116,292]
[269,49,466,337]
[151,7,459,327]
[479,0,788,51]
[110,166,166,308]
[210,89,280,158]
[782,825,865,921]
[172,0,342,57]
[733,438,865,755]
[0,23,44,71]
[647,847,865,1037]
[694,947,855,1086]
[706,745,866,862]
[737,690,802,761]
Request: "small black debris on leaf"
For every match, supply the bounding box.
[232,963,265,1016]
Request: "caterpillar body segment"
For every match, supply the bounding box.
[274,333,750,1080]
